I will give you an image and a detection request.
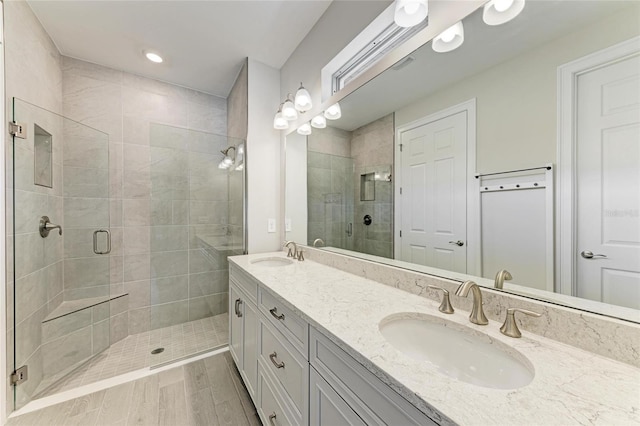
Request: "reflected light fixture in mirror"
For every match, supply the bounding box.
[297,122,312,135]
[311,114,327,129]
[295,83,313,112]
[483,0,525,25]
[394,0,428,28]
[218,146,235,169]
[324,102,342,120]
[273,104,289,130]
[432,21,464,53]
[282,95,298,120]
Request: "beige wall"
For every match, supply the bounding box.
[395,4,640,174]
[246,59,281,253]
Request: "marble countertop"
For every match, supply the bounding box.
[229,252,640,426]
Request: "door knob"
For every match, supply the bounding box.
[449,240,464,247]
[581,250,607,259]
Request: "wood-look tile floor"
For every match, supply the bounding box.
[8,352,260,426]
[35,314,229,399]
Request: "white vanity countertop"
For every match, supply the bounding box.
[229,252,640,426]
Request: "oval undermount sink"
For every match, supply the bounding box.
[249,257,293,267]
[379,313,534,390]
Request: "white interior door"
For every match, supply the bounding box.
[399,111,467,272]
[576,53,640,309]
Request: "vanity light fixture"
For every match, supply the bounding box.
[145,51,163,63]
[432,21,464,53]
[311,114,327,129]
[294,83,313,112]
[282,95,298,121]
[297,122,312,136]
[273,104,289,130]
[394,0,428,28]
[324,102,342,120]
[483,0,525,26]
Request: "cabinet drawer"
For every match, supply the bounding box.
[260,317,308,421]
[310,327,439,426]
[259,287,308,355]
[310,367,366,426]
[257,364,297,426]
[230,263,258,304]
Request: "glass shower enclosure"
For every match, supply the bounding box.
[9,98,112,409]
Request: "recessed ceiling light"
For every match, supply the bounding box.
[145,52,163,63]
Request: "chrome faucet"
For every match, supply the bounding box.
[283,241,297,258]
[494,269,512,289]
[455,280,488,325]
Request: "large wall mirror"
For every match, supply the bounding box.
[285,0,640,323]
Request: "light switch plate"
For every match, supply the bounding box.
[268,218,276,233]
[285,218,292,232]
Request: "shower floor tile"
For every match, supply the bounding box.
[34,313,229,399]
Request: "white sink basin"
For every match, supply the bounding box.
[379,314,534,389]
[250,257,293,267]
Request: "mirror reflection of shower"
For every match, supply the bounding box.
[218,143,245,170]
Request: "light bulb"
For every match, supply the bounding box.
[432,22,464,53]
[294,84,312,112]
[324,103,342,120]
[145,52,163,63]
[394,0,428,28]
[494,0,514,13]
[311,114,327,129]
[403,2,420,15]
[273,112,289,130]
[297,123,312,136]
[440,26,457,43]
[282,99,298,120]
[483,0,525,25]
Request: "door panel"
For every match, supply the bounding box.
[576,54,640,309]
[400,110,467,272]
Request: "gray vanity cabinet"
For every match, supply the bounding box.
[229,266,259,401]
[230,261,438,426]
[310,367,366,426]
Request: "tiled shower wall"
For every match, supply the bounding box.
[61,57,228,335]
[306,115,394,257]
[4,0,64,409]
[350,114,394,258]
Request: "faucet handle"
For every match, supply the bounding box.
[427,285,454,314]
[297,249,305,262]
[500,308,542,338]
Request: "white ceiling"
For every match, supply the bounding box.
[27,0,333,97]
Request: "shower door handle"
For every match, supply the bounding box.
[93,229,111,255]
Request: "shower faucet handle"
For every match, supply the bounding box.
[39,216,62,238]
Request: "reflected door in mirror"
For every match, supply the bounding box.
[576,54,640,309]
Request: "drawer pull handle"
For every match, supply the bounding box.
[268,412,277,425]
[269,352,285,369]
[235,299,243,317]
[269,307,285,321]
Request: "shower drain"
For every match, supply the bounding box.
[151,347,165,355]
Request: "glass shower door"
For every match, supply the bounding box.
[10,98,111,409]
